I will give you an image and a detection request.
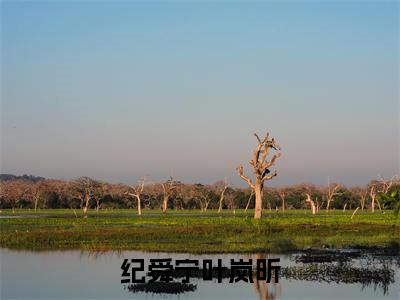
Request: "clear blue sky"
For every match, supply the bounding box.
[1,1,398,186]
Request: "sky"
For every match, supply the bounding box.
[1,0,399,187]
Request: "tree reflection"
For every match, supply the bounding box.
[282,251,397,295]
[252,279,281,300]
[252,253,281,300]
[121,251,397,297]
[126,282,197,294]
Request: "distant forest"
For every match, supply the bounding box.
[0,174,45,182]
[0,174,399,212]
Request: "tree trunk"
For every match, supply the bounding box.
[311,202,316,215]
[162,196,168,213]
[376,198,382,211]
[136,196,142,216]
[306,194,316,215]
[96,199,100,212]
[371,195,375,213]
[326,200,331,211]
[83,194,90,217]
[254,181,263,219]
[351,207,360,219]
[244,191,254,213]
[218,195,224,213]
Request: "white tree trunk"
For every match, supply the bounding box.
[83,194,90,218]
[371,195,375,213]
[162,196,168,213]
[136,195,142,216]
[306,194,316,215]
[254,182,263,219]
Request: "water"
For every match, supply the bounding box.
[1,249,399,299]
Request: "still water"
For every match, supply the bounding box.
[1,249,399,299]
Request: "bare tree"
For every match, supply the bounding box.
[244,190,255,213]
[315,197,321,213]
[369,185,377,213]
[70,177,101,217]
[161,176,176,213]
[352,187,368,211]
[369,181,383,213]
[351,207,360,219]
[278,191,286,212]
[237,132,281,219]
[217,179,229,213]
[94,183,109,212]
[325,178,340,212]
[379,175,397,194]
[367,176,397,213]
[224,188,237,212]
[33,182,42,211]
[194,184,214,212]
[305,193,317,215]
[127,177,145,215]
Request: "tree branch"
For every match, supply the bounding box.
[262,170,277,182]
[236,166,255,188]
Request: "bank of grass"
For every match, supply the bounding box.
[0,209,399,253]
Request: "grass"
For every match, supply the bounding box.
[0,209,399,253]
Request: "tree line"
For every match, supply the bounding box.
[1,174,398,216]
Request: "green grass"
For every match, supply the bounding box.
[0,209,399,253]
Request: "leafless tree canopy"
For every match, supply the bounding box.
[127,177,145,215]
[237,132,282,219]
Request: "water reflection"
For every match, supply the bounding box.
[252,253,281,300]
[126,282,197,294]
[282,261,394,295]
[252,281,281,300]
[1,249,399,299]
[120,251,397,298]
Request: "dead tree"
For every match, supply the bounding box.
[370,185,377,213]
[369,183,384,212]
[161,177,176,213]
[325,179,340,212]
[194,184,213,212]
[71,177,101,218]
[351,207,360,219]
[94,183,108,212]
[278,191,286,212]
[244,190,255,213]
[315,197,321,214]
[305,193,317,215]
[379,175,397,194]
[217,179,229,213]
[353,187,368,211]
[32,183,41,211]
[368,176,397,213]
[127,177,145,216]
[237,132,281,219]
